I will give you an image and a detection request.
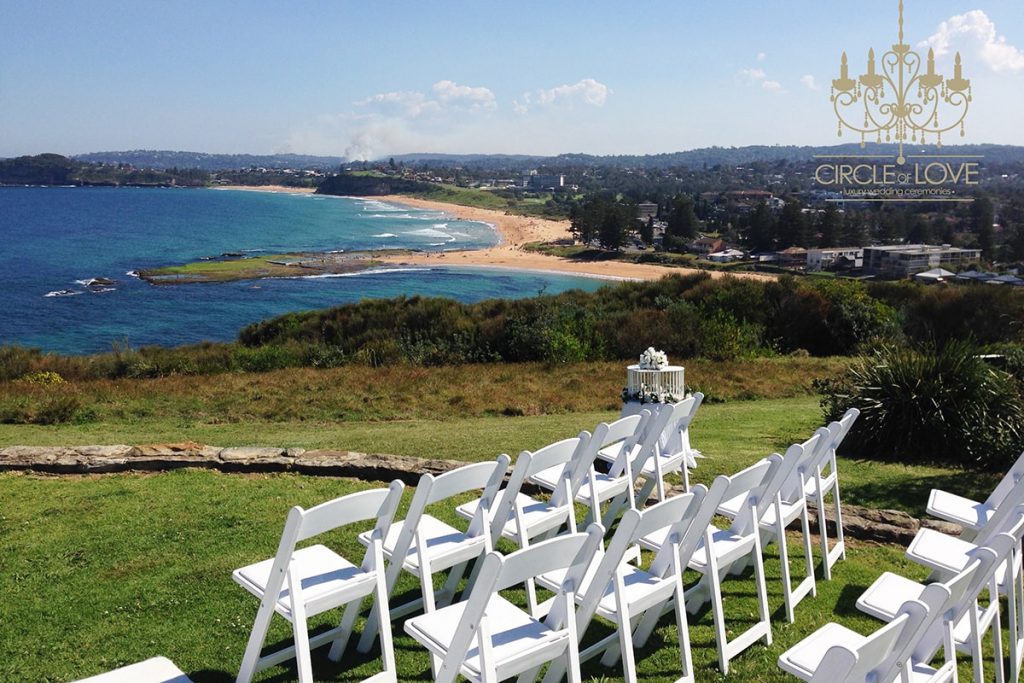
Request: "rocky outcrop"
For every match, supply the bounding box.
[0,443,466,486]
[0,443,964,544]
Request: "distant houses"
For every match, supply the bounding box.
[862,245,983,278]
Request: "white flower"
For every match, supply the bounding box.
[638,347,669,370]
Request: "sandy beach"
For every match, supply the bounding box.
[374,195,774,282]
[211,186,771,282]
[213,184,316,194]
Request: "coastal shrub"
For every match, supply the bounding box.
[818,340,1024,470]
[20,371,64,385]
[696,309,764,362]
[900,286,1024,346]
[0,346,43,381]
[35,395,88,425]
[230,344,303,373]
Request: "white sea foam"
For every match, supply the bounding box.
[284,267,428,280]
[44,290,83,297]
[372,233,398,238]
[406,227,455,240]
[125,270,140,278]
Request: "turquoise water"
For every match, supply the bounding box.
[0,187,605,355]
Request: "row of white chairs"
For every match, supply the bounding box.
[779,449,1024,683]
[228,404,859,682]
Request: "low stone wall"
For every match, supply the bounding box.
[0,443,962,544]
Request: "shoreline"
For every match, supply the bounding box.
[209,186,774,283]
[372,195,774,283]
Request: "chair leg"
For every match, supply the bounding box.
[236,599,275,683]
[288,570,314,683]
[438,560,467,607]
[777,518,796,624]
[374,564,398,682]
[751,527,773,647]
[831,480,846,563]
[327,597,362,661]
[815,484,832,581]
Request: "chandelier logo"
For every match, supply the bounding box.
[814,0,980,202]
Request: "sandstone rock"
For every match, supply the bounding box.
[219,447,287,462]
[74,445,134,458]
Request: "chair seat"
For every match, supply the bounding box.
[778,622,865,680]
[358,515,485,574]
[927,489,992,531]
[717,494,805,528]
[457,493,569,542]
[637,451,688,478]
[802,471,837,499]
[856,571,921,621]
[596,442,640,466]
[72,657,192,683]
[905,528,976,575]
[528,464,567,492]
[404,594,570,679]
[687,526,756,571]
[233,544,376,620]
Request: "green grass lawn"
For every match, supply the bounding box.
[2,467,949,683]
[0,395,996,518]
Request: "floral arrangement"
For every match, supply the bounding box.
[621,383,680,405]
[638,347,669,370]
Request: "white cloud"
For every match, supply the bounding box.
[757,52,767,61]
[740,67,785,93]
[741,67,767,82]
[356,80,497,118]
[920,10,1024,72]
[431,80,497,111]
[801,74,820,91]
[515,78,612,113]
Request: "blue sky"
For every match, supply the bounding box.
[2,0,1023,158]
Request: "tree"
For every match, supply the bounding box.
[906,214,932,244]
[972,194,995,258]
[747,203,776,251]
[777,199,808,248]
[639,215,654,246]
[841,212,868,247]
[817,203,840,247]
[599,204,627,250]
[665,195,698,249]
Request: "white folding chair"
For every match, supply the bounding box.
[537,483,722,683]
[671,457,778,674]
[529,414,647,529]
[906,503,1024,683]
[805,408,859,581]
[404,526,604,683]
[779,594,947,683]
[633,394,705,502]
[357,456,510,649]
[233,481,404,683]
[928,450,1024,540]
[456,436,590,615]
[717,431,826,623]
[858,531,1016,683]
[72,657,192,683]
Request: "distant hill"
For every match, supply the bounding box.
[393,143,1024,168]
[63,143,1024,174]
[0,154,208,187]
[75,150,345,171]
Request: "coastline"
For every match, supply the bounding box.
[208,186,774,283]
[373,195,775,283]
[211,184,316,195]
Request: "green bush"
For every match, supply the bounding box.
[818,341,1024,470]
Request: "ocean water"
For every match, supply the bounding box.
[0,187,605,355]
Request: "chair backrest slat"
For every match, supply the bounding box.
[296,482,404,542]
[428,456,510,504]
[987,450,1024,509]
